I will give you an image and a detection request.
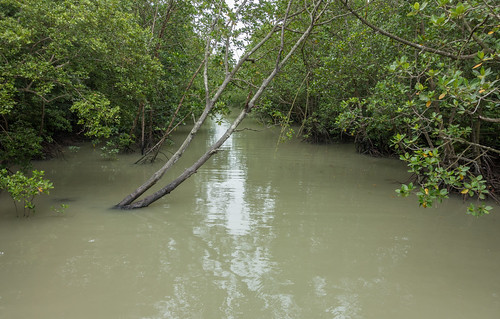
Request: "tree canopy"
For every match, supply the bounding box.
[1,0,499,215]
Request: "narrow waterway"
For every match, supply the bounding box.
[1,116,499,319]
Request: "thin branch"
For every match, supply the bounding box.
[153,0,175,58]
[137,58,206,164]
[460,16,492,55]
[478,115,500,123]
[224,0,248,76]
[232,78,259,89]
[482,0,500,20]
[444,136,500,155]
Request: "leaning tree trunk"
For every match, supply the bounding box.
[120,106,252,209]
[116,0,328,209]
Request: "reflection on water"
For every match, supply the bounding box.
[198,121,276,236]
[193,121,284,318]
[0,116,499,318]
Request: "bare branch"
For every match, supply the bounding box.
[444,136,500,155]
[136,58,206,164]
[478,115,500,123]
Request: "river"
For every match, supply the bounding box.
[1,116,499,318]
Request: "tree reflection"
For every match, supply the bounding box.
[146,119,423,318]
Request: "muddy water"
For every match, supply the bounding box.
[1,117,499,319]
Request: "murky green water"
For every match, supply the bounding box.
[1,117,499,318]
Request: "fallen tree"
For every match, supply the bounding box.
[116,0,332,209]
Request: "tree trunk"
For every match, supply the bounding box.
[121,106,252,209]
[140,102,145,154]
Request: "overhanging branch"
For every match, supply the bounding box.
[340,0,477,60]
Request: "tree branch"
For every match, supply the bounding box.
[444,136,500,155]
[479,115,500,123]
[340,0,477,60]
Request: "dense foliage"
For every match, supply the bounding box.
[253,0,499,215]
[0,0,204,213]
[1,0,498,215]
